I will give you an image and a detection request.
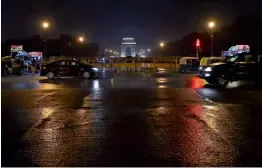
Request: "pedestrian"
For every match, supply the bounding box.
[31,59,36,76]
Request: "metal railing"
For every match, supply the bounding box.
[48,56,182,69]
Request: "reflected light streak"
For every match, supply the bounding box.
[203,105,218,111]
[93,80,99,89]
[190,77,205,88]
[158,85,167,88]
[156,77,168,84]
[40,84,58,89]
[42,108,55,118]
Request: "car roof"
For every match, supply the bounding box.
[50,59,79,63]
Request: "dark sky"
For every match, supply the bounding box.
[2,0,261,51]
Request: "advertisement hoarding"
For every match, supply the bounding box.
[10,45,23,52]
[28,52,43,57]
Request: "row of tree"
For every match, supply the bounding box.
[1,34,99,58]
[153,14,262,57]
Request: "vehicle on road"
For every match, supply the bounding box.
[197,53,262,87]
[179,57,199,73]
[1,59,21,76]
[40,59,100,79]
[199,57,222,67]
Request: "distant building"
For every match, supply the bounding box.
[121,37,136,57]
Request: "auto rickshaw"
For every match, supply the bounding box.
[1,58,21,76]
[200,57,222,66]
[179,57,199,73]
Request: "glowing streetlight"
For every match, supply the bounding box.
[78,36,84,42]
[42,22,49,29]
[208,21,215,56]
[208,21,215,29]
[105,49,108,52]
[110,50,112,53]
[41,21,50,59]
[160,42,165,56]
[148,49,151,52]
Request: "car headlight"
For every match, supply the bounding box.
[92,67,99,71]
[204,67,212,72]
[199,66,203,70]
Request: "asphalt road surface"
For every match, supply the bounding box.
[2,70,262,166]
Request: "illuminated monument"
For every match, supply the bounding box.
[121,37,136,57]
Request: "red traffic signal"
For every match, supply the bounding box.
[196,39,200,47]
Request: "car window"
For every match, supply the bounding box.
[71,61,80,66]
[53,61,65,66]
[244,55,253,62]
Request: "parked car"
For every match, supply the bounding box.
[197,53,262,87]
[40,59,100,79]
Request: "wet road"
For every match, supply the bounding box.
[2,70,262,166]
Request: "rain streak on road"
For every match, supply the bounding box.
[2,70,262,167]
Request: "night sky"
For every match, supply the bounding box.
[2,0,261,51]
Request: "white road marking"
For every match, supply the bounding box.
[35,91,57,101]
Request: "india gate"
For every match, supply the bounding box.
[121,37,136,57]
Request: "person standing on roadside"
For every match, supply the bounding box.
[31,59,36,76]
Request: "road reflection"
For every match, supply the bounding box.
[149,104,235,166]
[20,89,107,166]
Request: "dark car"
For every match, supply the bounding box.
[40,59,99,79]
[197,53,262,87]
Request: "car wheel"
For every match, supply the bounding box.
[82,71,91,79]
[216,74,229,87]
[47,72,55,79]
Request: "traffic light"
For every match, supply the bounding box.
[196,39,200,47]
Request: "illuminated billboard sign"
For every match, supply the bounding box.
[10,45,23,52]
[228,45,250,54]
[29,52,43,57]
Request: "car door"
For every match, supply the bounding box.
[53,60,69,76]
[68,60,81,76]
[232,55,253,80]
[233,62,249,80]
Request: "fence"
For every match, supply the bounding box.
[48,56,182,69]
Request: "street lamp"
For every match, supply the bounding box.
[41,21,49,59]
[160,42,165,56]
[147,49,151,57]
[78,36,84,42]
[208,21,215,56]
[110,50,112,53]
[209,21,215,29]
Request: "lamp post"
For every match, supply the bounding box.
[160,42,164,56]
[208,21,215,56]
[147,49,150,57]
[41,21,49,60]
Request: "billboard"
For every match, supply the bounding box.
[10,45,23,52]
[29,52,43,57]
[228,45,250,54]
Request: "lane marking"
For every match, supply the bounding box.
[35,91,57,101]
